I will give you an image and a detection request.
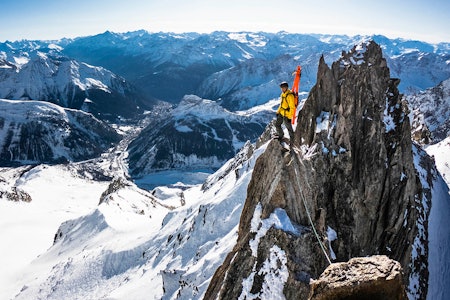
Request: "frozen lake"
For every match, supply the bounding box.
[133,169,215,190]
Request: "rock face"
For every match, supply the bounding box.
[205,41,429,299]
[309,255,407,300]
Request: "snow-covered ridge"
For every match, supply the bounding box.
[227,32,268,47]
[0,98,68,122]
[172,95,271,126]
[0,53,117,102]
[0,46,151,121]
[127,96,271,175]
[0,99,120,164]
[172,95,236,121]
[408,77,450,144]
[425,136,450,187]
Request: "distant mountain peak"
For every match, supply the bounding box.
[0,51,154,121]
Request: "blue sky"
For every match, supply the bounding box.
[1,0,449,43]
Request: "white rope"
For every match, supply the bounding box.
[291,151,332,265]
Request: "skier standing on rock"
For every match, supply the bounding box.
[275,81,296,148]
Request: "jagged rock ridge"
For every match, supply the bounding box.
[205,41,430,299]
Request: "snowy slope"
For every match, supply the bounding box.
[425,136,450,187]
[408,77,450,187]
[0,165,110,300]
[413,145,450,299]
[0,52,109,101]
[4,141,267,300]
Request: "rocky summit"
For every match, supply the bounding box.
[205,41,430,299]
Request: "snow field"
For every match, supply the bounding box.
[0,164,109,300]
[2,141,269,300]
[425,136,450,187]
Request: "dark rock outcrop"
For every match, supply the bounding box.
[309,255,407,300]
[1,186,32,202]
[98,177,131,205]
[205,41,429,299]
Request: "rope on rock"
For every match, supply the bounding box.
[291,149,332,265]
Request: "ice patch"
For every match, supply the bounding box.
[315,111,330,133]
[85,78,110,92]
[326,226,337,260]
[175,125,193,133]
[249,204,300,257]
[384,98,396,132]
[48,43,63,51]
[320,142,329,155]
[239,245,288,300]
[13,56,30,66]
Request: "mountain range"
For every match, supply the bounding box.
[0,31,450,299]
[2,31,450,109]
[1,30,450,171]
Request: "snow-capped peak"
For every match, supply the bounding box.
[173,95,236,121]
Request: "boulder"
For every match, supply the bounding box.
[309,255,407,300]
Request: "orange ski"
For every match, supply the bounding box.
[291,65,302,125]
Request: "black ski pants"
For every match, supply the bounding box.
[275,114,295,143]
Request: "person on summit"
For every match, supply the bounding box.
[275,81,296,147]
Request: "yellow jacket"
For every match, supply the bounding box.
[277,89,296,120]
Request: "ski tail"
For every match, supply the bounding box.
[291,65,302,125]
